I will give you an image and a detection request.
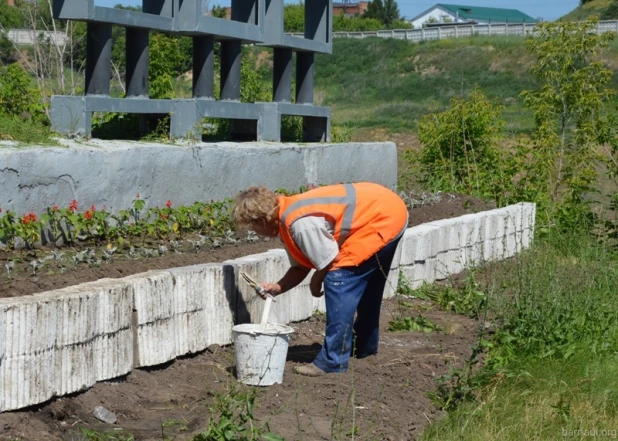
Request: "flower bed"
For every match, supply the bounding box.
[0,192,495,298]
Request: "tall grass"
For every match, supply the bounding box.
[560,0,614,21]
[420,232,618,440]
[316,36,540,132]
[314,36,618,133]
[0,114,55,145]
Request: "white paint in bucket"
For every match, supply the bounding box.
[233,323,294,386]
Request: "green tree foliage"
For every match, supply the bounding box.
[519,19,616,229]
[407,19,618,230]
[407,87,515,206]
[580,0,594,4]
[149,33,186,99]
[211,5,228,18]
[0,1,24,27]
[0,63,45,120]
[364,0,401,28]
[284,3,305,33]
[0,0,25,63]
[284,2,406,33]
[333,14,384,31]
[70,4,196,89]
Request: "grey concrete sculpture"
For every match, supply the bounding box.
[50,0,332,142]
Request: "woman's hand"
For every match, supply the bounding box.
[259,282,282,299]
[310,271,326,298]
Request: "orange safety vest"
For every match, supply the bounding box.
[278,182,408,269]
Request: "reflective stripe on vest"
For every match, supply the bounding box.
[278,182,408,269]
[280,183,357,246]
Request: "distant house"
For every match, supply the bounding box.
[409,4,537,28]
[333,1,369,17]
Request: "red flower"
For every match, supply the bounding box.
[84,210,93,220]
[52,205,59,211]
[136,193,140,199]
[160,214,168,220]
[90,205,96,212]
[22,212,37,224]
[166,200,172,208]
[69,199,78,212]
[0,207,2,213]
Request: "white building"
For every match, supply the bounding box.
[409,4,537,29]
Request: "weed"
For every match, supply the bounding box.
[426,341,487,412]
[406,275,487,319]
[193,383,283,441]
[388,314,442,333]
[79,427,135,441]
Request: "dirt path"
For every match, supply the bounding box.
[0,297,479,441]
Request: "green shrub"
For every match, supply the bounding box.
[0,64,45,121]
[405,87,517,206]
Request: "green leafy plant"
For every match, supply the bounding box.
[427,342,487,411]
[0,63,45,121]
[403,275,487,319]
[0,208,17,249]
[14,212,41,250]
[388,314,443,333]
[518,18,617,231]
[194,384,283,441]
[79,427,135,441]
[406,87,516,207]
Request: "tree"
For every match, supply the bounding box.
[518,19,617,228]
[333,14,385,32]
[408,87,514,205]
[284,3,304,33]
[0,0,24,28]
[210,5,227,18]
[364,0,401,28]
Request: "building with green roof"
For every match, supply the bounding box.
[410,3,537,28]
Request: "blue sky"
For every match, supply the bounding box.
[95,0,580,22]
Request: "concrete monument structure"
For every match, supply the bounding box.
[50,0,332,142]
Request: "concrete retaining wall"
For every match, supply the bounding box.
[0,203,535,412]
[0,140,397,216]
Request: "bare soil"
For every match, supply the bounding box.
[0,297,480,441]
[0,195,494,441]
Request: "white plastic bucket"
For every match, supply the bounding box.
[233,323,294,386]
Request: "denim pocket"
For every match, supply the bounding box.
[325,268,353,285]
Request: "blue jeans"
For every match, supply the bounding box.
[313,236,402,373]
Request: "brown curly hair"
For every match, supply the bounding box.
[232,186,279,228]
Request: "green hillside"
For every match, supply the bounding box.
[313,36,618,134]
[560,0,614,21]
